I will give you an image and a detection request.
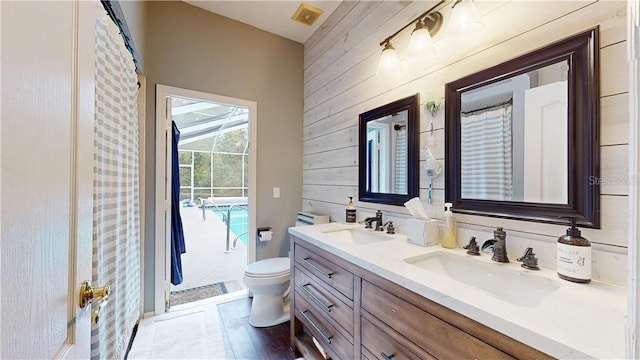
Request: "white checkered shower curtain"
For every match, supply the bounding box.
[460,104,513,201]
[91,4,141,359]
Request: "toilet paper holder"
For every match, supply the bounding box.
[257,227,273,242]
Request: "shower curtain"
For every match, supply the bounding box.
[394,127,407,194]
[460,103,513,200]
[91,5,140,359]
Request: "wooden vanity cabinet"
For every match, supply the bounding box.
[290,235,553,360]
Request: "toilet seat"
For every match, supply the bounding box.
[244,257,290,278]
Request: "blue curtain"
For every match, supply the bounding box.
[171,121,186,285]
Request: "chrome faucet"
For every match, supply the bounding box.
[363,210,383,231]
[490,227,509,263]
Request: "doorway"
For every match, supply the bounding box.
[155,85,257,314]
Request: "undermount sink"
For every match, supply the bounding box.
[404,252,560,308]
[322,228,394,245]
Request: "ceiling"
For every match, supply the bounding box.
[182,1,343,44]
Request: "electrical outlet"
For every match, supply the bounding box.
[273,187,280,198]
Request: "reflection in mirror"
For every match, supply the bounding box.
[359,94,419,206]
[445,27,600,228]
[366,111,408,194]
[460,61,569,204]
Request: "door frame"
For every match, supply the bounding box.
[154,85,257,315]
[628,1,640,357]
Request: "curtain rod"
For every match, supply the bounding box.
[100,0,144,74]
[462,99,513,115]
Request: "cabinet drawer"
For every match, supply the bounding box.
[294,267,354,336]
[295,290,354,360]
[361,280,513,360]
[295,243,354,300]
[362,315,434,360]
[361,346,376,360]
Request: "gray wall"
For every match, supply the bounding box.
[143,1,303,312]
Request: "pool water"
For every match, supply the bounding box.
[211,205,248,245]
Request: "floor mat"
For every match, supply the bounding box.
[169,280,242,306]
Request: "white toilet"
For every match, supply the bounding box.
[243,257,291,327]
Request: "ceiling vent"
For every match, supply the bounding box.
[291,3,323,26]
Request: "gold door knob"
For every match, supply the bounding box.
[79,280,111,308]
[92,300,108,324]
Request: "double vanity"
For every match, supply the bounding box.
[289,223,626,359]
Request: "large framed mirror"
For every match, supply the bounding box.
[445,27,600,228]
[359,94,419,206]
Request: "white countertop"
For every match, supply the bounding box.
[289,222,627,359]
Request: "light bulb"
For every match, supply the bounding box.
[449,0,484,36]
[409,21,435,54]
[377,42,399,74]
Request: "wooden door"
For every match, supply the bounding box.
[523,80,569,203]
[1,1,95,358]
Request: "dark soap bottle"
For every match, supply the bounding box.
[557,218,591,283]
[346,197,356,223]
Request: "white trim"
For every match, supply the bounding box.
[628,0,640,357]
[137,75,146,318]
[142,311,155,320]
[154,85,166,315]
[154,84,257,315]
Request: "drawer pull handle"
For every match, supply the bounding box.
[299,310,333,344]
[300,283,333,313]
[302,257,333,278]
[381,352,395,360]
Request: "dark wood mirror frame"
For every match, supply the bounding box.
[445,27,600,228]
[359,94,420,206]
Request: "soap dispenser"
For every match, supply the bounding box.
[557,218,591,283]
[346,197,356,223]
[440,203,456,249]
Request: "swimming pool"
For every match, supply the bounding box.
[211,205,248,245]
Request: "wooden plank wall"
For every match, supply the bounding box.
[302,0,629,286]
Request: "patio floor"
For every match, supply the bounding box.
[170,205,247,295]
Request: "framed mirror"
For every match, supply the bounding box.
[359,94,419,206]
[445,27,600,228]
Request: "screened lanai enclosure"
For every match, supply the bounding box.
[169,95,249,301]
[173,97,249,200]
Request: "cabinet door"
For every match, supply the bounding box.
[295,291,354,360]
[294,243,354,299]
[295,267,354,335]
[362,281,513,359]
[361,315,435,360]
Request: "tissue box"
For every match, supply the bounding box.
[405,219,439,247]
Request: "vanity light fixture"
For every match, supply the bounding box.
[377,39,400,74]
[409,15,440,54]
[377,2,444,74]
[448,0,484,36]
